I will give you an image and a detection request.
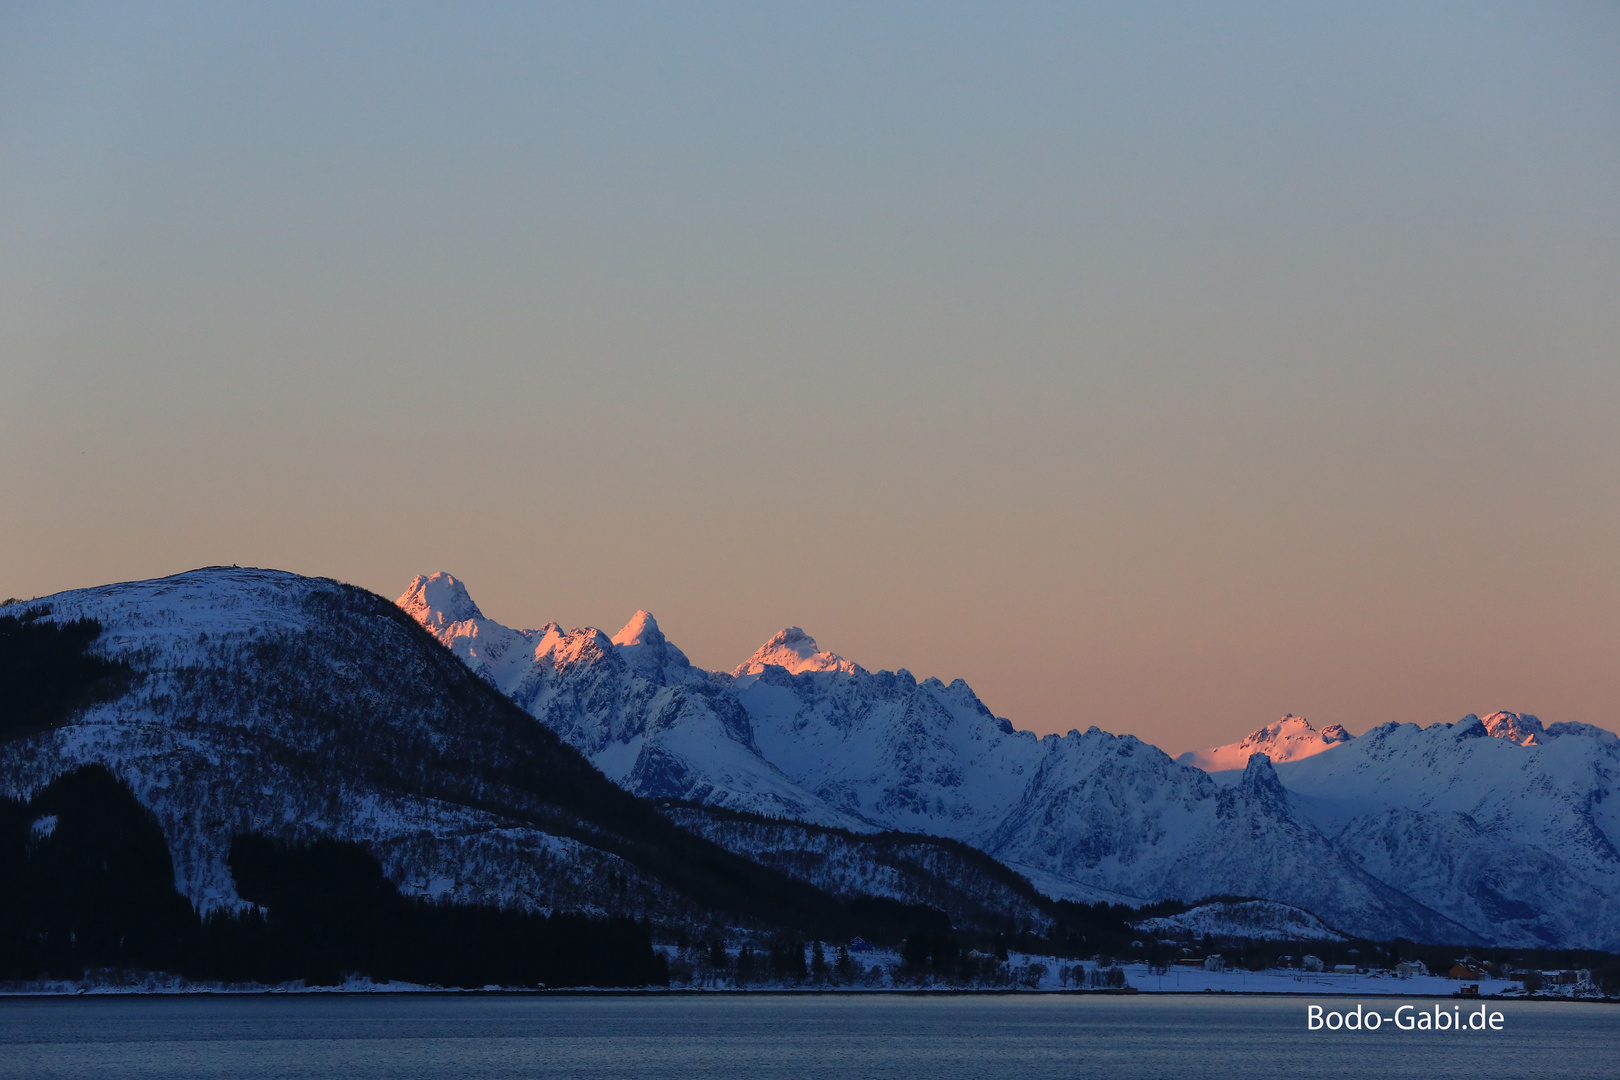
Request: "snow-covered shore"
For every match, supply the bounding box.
[7,955,1590,999]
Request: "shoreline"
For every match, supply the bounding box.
[2,985,1616,1003]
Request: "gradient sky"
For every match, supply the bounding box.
[3,2,1618,752]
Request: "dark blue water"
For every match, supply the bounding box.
[0,993,1614,1079]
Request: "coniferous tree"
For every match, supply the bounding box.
[768,935,807,983]
[929,933,960,977]
[902,931,931,970]
[707,938,728,986]
[0,608,130,740]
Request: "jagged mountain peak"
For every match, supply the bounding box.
[612,610,662,648]
[733,626,861,678]
[397,574,620,687]
[1176,714,1353,773]
[1441,712,1549,747]
[610,609,698,681]
[551,627,615,668]
[1479,710,1546,746]
[396,572,482,630]
[1239,751,1289,806]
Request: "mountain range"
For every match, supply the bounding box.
[397,571,1620,948]
[2,566,1614,956]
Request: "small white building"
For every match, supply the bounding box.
[1301,955,1325,972]
[1395,960,1428,976]
[1203,955,1226,972]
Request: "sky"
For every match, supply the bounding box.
[3,1,1617,753]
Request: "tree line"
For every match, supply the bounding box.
[0,765,665,988]
[0,607,131,742]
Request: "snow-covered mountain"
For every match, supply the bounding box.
[398,573,1488,943]
[14,566,1604,952]
[732,628,862,677]
[1271,713,1620,948]
[1167,709,1620,947]
[395,574,859,828]
[1176,715,1353,773]
[0,568,874,934]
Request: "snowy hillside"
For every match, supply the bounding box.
[1134,899,1348,943]
[663,806,1058,937]
[0,569,866,935]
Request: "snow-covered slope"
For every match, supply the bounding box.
[986,746,1470,943]
[1270,713,1620,948]
[733,666,1042,842]
[1134,899,1348,943]
[399,574,1481,943]
[1176,715,1353,773]
[663,806,1058,937]
[733,653,1464,940]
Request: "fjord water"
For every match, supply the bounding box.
[0,995,1614,1080]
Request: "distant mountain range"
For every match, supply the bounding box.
[2,566,1615,956]
[398,571,1620,949]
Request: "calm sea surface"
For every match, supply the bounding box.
[0,993,1614,1080]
